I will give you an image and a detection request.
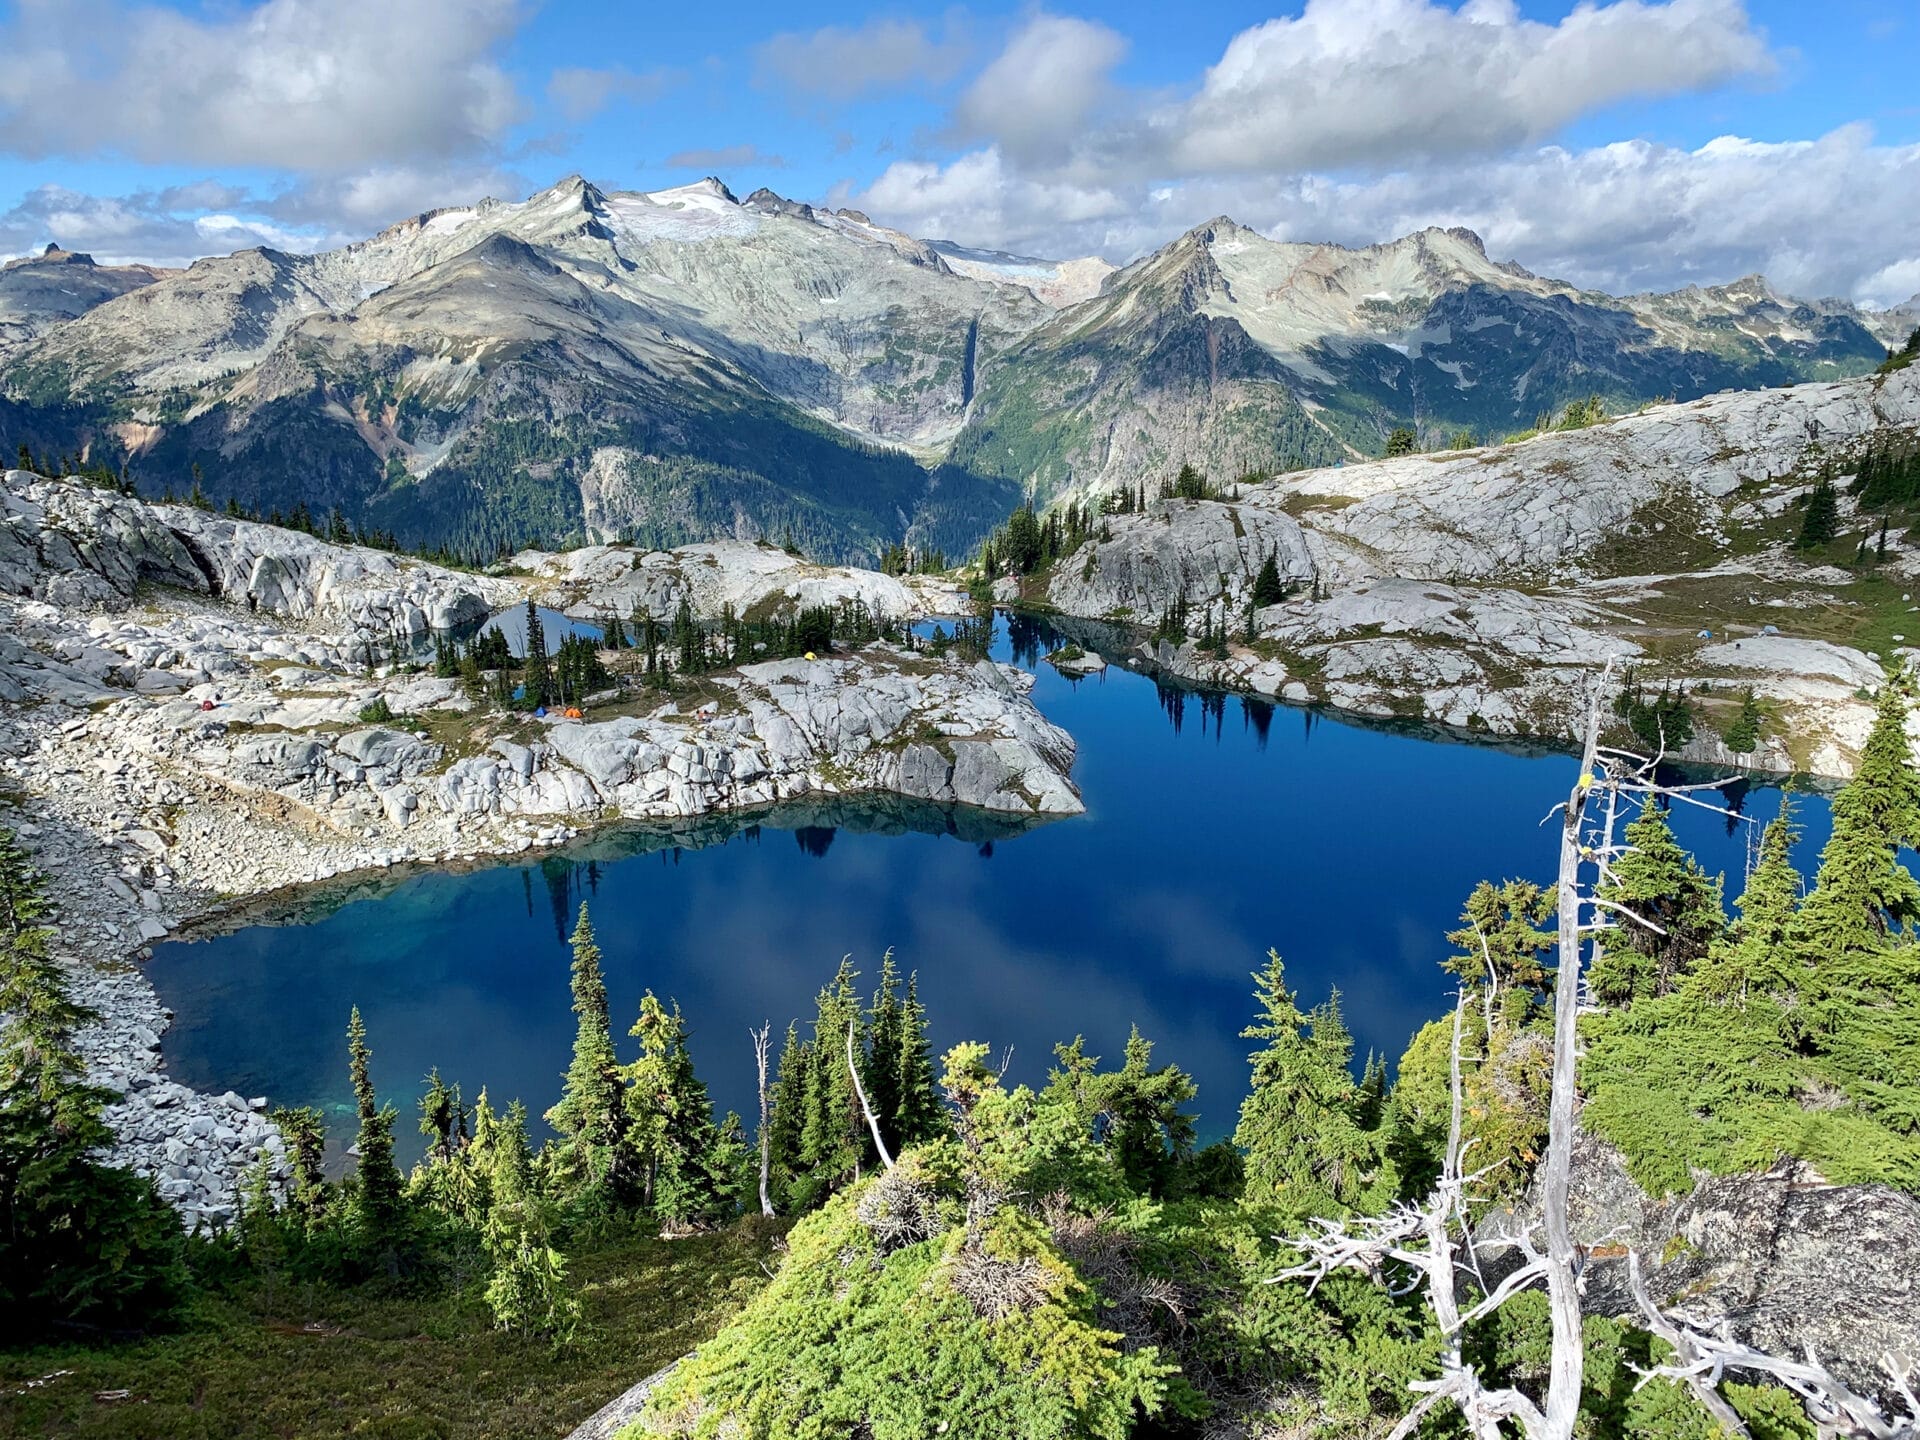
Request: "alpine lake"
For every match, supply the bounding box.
[147,614,1833,1155]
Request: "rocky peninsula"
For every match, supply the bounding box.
[0,470,1080,1225]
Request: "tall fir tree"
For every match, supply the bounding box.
[1589,801,1726,1005]
[1234,954,1383,1214]
[1792,684,1920,1118]
[892,972,945,1150]
[1694,804,1804,1009]
[765,1021,810,1212]
[491,1099,536,1218]
[346,1006,404,1234]
[1795,684,1920,957]
[0,826,188,1336]
[795,958,865,1209]
[863,952,907,1153]
[1250,550,1286,608]
[522,597,553,706]
[1796,477,1840,549]
[545,904,629,1199]
[625,992,736,1227]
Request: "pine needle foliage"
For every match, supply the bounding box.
[1585,693,1920,1193]
[1589,801,1726,1005]
[1234,953,1394,1217]
[547,904,630,1202]
[633,1155,1178,1440]
[0,824,187,1338]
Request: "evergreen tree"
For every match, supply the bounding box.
[1589,802,1726,1005]
[418,1067,458,1164]
[1693,805,1803,1008]
[346,1007,404,1235]
[1357,1050,1388,1130]
[0,824,48,943]
[545,904,629,1198]
[1795,683,1920,955]
[1250,550,1285,608]
[1234,954,1384,1214]
[892,972,945,1149]
[794,958,865,1209]
[0,827,186,1335]
[1443,879,1557,1003]
[1385,427,1417,457]
[625,992,736,1227]
[1722,688,1763,753]
[765,1021,810,1211]
[1787,684,1920,1123]
[1168,463,1209,500]
[863,952,907,1153]
[1796,477,1840,549]
[1047,1028,1197,1197]
[521,598,552,706]
[491,1099,536,1216]
[271,1105,330,1228]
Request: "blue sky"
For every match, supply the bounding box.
[1,0,1916,303]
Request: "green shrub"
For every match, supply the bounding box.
[630,1154,1177,1440]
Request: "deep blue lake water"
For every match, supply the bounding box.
[148,616,1832,1151]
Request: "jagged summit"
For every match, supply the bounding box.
[4,243,98,269]
[0,169,1909,562]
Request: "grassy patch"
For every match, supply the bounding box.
[1276,492,1360,519]
[0,1223,778,1440]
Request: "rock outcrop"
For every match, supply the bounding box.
[1278,366,1920,584]
[1045,499,1315,621]
[0,469,1080,1225]
[1481,1138,1920,1410]
[2,470,516,632]
[1032,367,1920,775]
[517,540,968,625]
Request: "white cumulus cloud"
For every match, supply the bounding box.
[950,15,1129,168]
[755,14,974,102]
[0,0,525,171]
[851,126,1920,306]
[1154,0,1773,175]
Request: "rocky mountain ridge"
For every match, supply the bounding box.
[0,244,175,346]
[1,175,1909,561]
[1023,362,1920,777]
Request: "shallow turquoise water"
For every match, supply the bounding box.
[148,616,1828,1147]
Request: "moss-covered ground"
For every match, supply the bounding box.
[0,1223,780,1440]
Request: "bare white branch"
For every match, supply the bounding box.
[847,1019,895,1171]
[752,1022,775,1218]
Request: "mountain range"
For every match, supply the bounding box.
[1,174,1912,562]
